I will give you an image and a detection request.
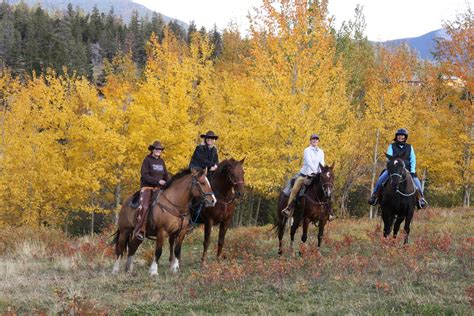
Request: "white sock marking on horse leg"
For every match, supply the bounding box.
[126,255,134,273]
[112,256,121,274]
[149,258,158,276]
[170,258,179,273]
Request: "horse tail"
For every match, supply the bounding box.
[109,229,120,247]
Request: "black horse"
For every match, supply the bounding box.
[275,163,335,254]
[380,153,417,244]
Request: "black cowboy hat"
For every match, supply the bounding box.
[200,130,219,140]
[148,140,164,151]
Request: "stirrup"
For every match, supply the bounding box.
[135,231,144,241]
[281,206,293,218]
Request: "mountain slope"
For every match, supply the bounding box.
[5,0,186,26]
[379,29,449,60]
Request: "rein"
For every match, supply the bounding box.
[389,170,417,197]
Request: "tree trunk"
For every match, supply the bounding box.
[247,189,254,226]
[91,210,95,236]
[369,128,380,219]
[255,196,261,225]
[114,184,121,224]
[462,122,472,207]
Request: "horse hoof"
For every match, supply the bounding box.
[150,271,159,277]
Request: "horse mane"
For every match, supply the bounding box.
[215,158,236,174]
[162,169,192,190]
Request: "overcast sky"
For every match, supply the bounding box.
[133,0,472,41]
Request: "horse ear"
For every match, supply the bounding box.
[240,157,245,165]
[330,162,335,169]
[319,162,324,169]
[385,153,393,160]
[203,167,208,176]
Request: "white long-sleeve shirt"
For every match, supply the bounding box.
[300,146,325,176]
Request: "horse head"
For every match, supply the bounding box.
[318,162,335,198]
[217,158,246,199]
[385,152,408,191]
[191,168,217,207]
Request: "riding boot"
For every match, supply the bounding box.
[282,200,296,218]
[187,198,202,234]
[368,188,381,206]
[416,191,427,209]
[134,188,153,241]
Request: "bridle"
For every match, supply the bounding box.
[192,175,216,202]
[388,160,416,197]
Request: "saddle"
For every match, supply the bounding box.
[282,174,313,197]
[129,190,141,208]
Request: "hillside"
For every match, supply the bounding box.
[379,29,449,60]
[5,0,187,26]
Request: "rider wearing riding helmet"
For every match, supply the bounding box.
[368,128,427,209]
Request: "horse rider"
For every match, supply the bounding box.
[187,131,219,229]
[189,130,219,178]
[281,133,336,221]
[134,140,169,241]
[368,128,427,209]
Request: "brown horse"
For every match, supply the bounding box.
[111,168,216,275]
[197,158,245,263]
[275,163,335,255]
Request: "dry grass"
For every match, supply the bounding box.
[1,207,472,314]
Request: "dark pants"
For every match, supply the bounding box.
[135,187,154,236]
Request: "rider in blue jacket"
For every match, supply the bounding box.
[368,128,427,209]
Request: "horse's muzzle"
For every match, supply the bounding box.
[204,193,217,207]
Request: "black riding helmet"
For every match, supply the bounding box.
[393,128,408,142]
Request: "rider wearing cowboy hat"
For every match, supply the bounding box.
[281,133,336,221]
[189,130,219,176]
[368,128,427,209]
[134,140,170,241]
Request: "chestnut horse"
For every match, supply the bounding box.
[198,158,245,262]
[275,163,335,255]
[111,168,216,275]
[380,153,416,244]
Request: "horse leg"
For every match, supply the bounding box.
[125,231,142,273]
[170,230,187,273]
[150,230,165,276]
[216,220,230,262]
[393,216,405,239]
[299,218,310,256]
[289,215,300,252]
[112,228,131,275]
[277,211,287,255]
[201,219,213,263]
[317,221,326,248]
[168,233,176,271]
[382,211,393,238]
[403,213,413,244]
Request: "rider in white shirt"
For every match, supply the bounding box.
[281,133,335,220]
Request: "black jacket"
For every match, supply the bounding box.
[189,144,219,170]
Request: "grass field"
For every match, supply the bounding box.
[1,207,473,314]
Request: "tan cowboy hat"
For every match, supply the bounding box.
[200,130,219,140]
[148,140,164,151]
